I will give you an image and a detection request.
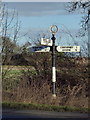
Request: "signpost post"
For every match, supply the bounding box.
[50,25,58,98]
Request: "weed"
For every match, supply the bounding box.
[2,102,88,113]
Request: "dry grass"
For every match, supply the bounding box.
[2,58,89,109]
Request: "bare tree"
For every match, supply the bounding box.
[66,1,90,57]
[66,1,90,36]
[67,1,90,12]
[1,4,21,78]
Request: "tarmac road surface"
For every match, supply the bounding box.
[1,108,89,120]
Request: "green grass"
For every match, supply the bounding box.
[7,70,22,74]
[2,102,89,113]
[3,69,22,76]
[3,68,36,77]
[2,69,22,90]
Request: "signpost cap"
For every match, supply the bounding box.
[50,25,58,35]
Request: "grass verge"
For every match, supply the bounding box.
[2,102,89,113]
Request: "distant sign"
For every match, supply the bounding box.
[29,46,50,52]
[57,46,80,52]
[41,38,52,46]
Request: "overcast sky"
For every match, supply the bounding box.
[3,2,70,16]
[2,0,72,2]
[2,0,88,2]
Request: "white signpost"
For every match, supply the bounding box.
[41,28,80,98]
[57,46,80,52]
[41,38,52,46]
[28,25,81,98]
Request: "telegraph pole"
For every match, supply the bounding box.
[50,25,58,98]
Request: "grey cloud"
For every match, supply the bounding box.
[2,0,70,2]
[3,2,68,16]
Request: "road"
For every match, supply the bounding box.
[1,109,89,119]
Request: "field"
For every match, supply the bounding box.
[2,58,89,112]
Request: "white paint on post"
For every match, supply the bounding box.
[52,67,56,82]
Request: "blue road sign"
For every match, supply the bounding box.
[29,46,50,52]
